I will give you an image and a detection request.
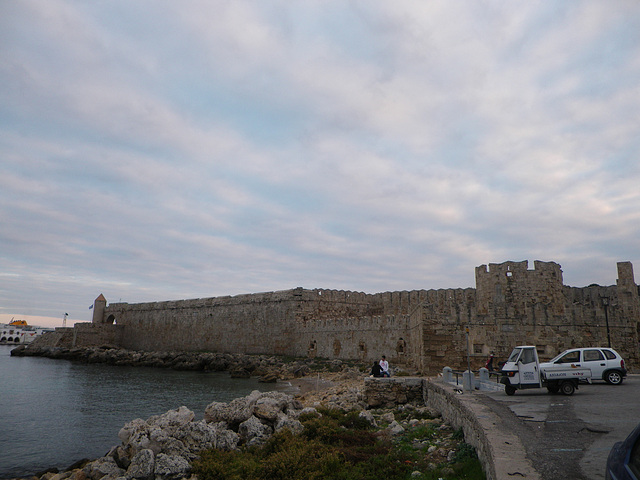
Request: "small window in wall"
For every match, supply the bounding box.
[308,340,317,358]
[358,341,368,360]
[396,337,406,356]
[506,271,513,277]
[473,344,483,355]
[333,339,341,356]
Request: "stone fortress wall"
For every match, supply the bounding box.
[79,260,640,375]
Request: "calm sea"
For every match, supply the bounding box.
[0,345,291,479]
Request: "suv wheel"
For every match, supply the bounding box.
[605,370,624,385]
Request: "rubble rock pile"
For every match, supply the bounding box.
[37,391,313,480]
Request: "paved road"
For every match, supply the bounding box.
[478,374,640,480]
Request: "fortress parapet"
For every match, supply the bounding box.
[78,260,639,374]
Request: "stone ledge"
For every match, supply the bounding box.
[425,379,540,480]
[363,376,424,407]
[362,376,540,480]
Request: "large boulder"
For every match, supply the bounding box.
[153,453,190,480]
[173,419,238,453]
[79,391,308,480]
[274,413,304,435]
[83,456,125,480]
[238,415,273,444]
[203,390,261,427]
[126,449,155,480]
[118,407,196,456]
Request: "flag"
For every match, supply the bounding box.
[89,305,93,309]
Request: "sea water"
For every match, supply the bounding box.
[0,345,290,478]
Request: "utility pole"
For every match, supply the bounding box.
[465,325,472,393]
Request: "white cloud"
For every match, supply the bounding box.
[1,0,639,319]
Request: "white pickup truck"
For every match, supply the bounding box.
[500,345,592,395]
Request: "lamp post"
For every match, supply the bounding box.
[465,325,472,393]
[602,296,611,348]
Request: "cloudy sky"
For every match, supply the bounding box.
[1,1,639,327]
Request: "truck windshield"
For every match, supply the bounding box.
[507,348,522,363]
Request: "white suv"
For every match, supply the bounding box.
[540,347,627,385]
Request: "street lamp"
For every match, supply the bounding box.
[601,296,611,348]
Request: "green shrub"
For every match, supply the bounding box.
[192,409,486,480]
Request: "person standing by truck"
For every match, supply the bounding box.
[485,353,495,372]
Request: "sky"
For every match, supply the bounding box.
[1,1,639,328]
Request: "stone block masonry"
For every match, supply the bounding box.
[72,260,639,375]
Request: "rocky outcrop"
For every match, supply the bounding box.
[45,390,311,480]
[9,345,361,382]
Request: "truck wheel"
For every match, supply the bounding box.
[560,381,575,395]
[505,385,516,396]
[605,371,623,385]
[547,385,559,394]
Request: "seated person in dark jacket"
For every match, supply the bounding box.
[370,361,383,377]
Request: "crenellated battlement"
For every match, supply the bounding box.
[82,260,640,375]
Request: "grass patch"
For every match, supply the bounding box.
[193,408,485,480]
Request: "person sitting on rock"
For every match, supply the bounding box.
[370,361,383,377]
[379,355,390,377]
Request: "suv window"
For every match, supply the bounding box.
[584,349,604,361]
[557,351,580,363]
[602,349,617,360]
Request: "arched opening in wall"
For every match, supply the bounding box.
[333,339,341,356]
[308,340,317,358]
[358,341,367,360]
[106,315,116,325]
[396,337,406,356]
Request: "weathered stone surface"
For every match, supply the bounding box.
[126,449,155,480]
[238,415,272,444]
[150,406,195,428]
[258,369,279,382]
[358,410,377,427]
[380,412,395,424]
[274,413,304,435]
[290,406,320,419]
[386,420,405,436]
[209,423,240,451]
[153,454,190,480]
[363,377,424,408]
[253,397,284,422]
[203,390,260,426]
[83,457,125,480]
[106,445,131,470]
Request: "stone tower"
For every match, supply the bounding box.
[91,294,107,324]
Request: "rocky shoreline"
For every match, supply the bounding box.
[10,345,360,383]
[7,346,472,480]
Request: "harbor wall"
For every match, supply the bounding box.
[76,260,639,375]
